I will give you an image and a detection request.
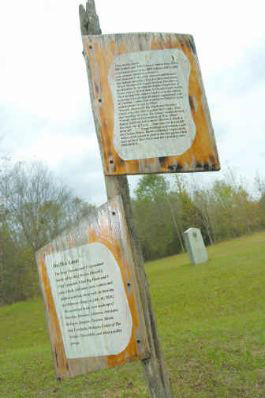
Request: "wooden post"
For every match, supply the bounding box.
[79,1,172,397]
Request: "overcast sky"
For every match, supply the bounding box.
[0,0,264,204]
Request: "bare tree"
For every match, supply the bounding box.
[0,161,95,250]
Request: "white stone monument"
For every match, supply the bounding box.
[184,227,208,264]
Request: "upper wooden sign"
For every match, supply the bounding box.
[36,196,149,378]
[83,33,220,175]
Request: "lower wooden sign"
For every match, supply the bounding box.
[36,196,149,378]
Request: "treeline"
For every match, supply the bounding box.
[132,173,265,260]
[1,160,264,306]
[0,161,95,305]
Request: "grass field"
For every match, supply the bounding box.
[1,231,265,397]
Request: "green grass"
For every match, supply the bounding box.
[1,231,265,397]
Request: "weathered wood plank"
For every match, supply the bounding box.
[82,32,219,176]
[36,196,149,378]
[79,2,173,397]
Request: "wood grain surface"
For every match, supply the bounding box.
[83,32,220,175]
[36,196,149,378]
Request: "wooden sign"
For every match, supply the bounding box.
[36,196,149,378]
[83,32,220,175]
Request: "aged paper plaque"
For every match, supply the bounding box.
[36,196,149,378]
[45,242,133,359]
[109,49,195,160]
[82,33,220,175]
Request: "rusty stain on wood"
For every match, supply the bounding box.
[82,33,220,176]
[36,196,149,378]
